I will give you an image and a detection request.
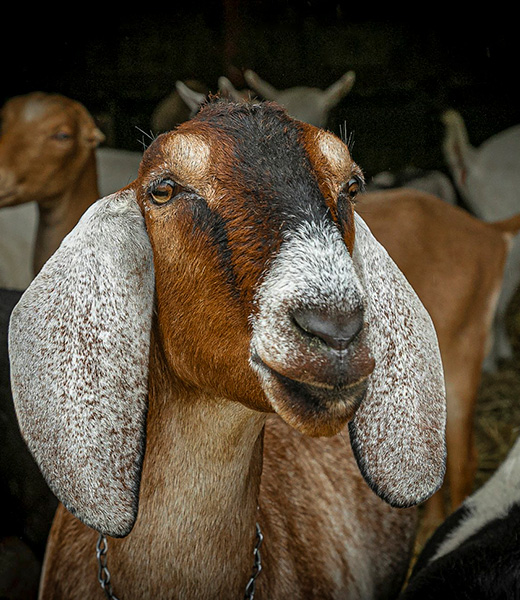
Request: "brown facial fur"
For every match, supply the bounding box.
[300,126,362,253]
[136,102,363,412]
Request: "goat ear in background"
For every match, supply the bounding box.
[349,214,447,508]
[8,189,155,538]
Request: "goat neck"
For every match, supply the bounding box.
[112,328,266,597]
[34,151,99,274]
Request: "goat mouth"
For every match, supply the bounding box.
[251,352,369,437]
[0,192,16,206]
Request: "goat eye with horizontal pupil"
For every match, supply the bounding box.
[347,178,361,201]
[150,182,183,205]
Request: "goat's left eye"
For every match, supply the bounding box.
[150,181,184,205]
[346,177,362,202]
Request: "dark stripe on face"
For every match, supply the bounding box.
[336,192,355,252]
[188,196,239,299]
[175,100,352,303]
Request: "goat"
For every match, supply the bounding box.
[8,99,446,599]
[0,92,104,278]
[442,109,520,371]
[0,92,141,289]
[243,69,356,128]
[358,189,520,536]
[168,90,513,527]
[400,434,520,599]
[172,71,356,130]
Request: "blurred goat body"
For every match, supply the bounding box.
[442,109,520,370]
[358,189,520,532]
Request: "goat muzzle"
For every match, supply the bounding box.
[250,304,375,436]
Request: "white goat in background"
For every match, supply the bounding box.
[223,69,356,128]
[442,109,520,370]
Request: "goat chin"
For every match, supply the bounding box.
[251,351,370,437]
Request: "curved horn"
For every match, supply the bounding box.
[243,69,280,100]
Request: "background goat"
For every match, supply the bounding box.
[0,92,141,289]
[401,432,520,599]
[9,100,446,599]
[359,189,520,537]
[166,70,356,132]
[442,109,520,372]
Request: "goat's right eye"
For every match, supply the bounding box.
[149,181,184,205]
[52,131,73,142]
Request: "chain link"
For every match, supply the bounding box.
[96,534,120,600]
[96,522,263,599]
[244,522,263,600]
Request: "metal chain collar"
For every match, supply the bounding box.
[244,522,263,600]
[96,534,119,600]
[96,522,263,600]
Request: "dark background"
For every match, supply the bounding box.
[2,4,519,180]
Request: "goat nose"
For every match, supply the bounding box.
[293,305,364,351]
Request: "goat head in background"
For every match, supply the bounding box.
[243,69,356,127]
[8,100,446,599]
[0,92,105,279]
[0,92,104,209]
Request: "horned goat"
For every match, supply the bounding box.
[8,100,446,599]
[171,71,356,131]
[442,109,520,371]
[243,69,356,128]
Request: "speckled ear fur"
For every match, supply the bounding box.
[349,214,447,508]
[8,189,155,538]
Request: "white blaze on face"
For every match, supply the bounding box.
[20,97,50,123]
[162,133,213,197]
[250,218,364,384]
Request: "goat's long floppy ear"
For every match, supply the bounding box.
[8,189,155,538]
[349,214,446,508]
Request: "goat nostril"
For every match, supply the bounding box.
[292,306,364,351]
